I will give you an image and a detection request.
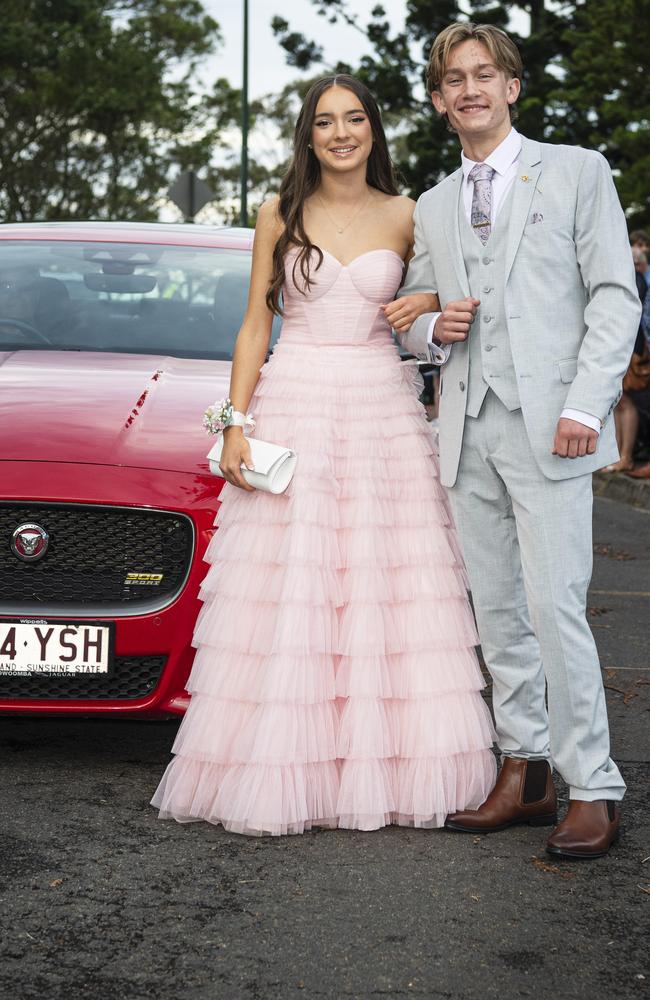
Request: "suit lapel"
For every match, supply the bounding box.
[504,135,542,283]
[444,168,471,297]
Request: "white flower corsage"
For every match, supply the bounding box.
[203,397,256,435]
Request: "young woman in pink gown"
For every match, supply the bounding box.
[152,75,496,835]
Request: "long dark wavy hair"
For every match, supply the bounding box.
[266,74,400,315]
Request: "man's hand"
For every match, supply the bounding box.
[434,297,480,344]
[552,417,599,458]
[382,292,438,333]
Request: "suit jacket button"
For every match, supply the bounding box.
[459,380,466,392]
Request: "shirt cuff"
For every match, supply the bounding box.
[427,314,451,365]
[561,408,601,434]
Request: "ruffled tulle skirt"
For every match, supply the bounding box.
[151,339,496,835]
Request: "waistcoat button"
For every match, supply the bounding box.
[459,380,466,392]
[484,344,494,352]
[482,256,492,265]
[484,315,492,323]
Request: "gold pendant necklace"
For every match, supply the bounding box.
[318,192,371,235]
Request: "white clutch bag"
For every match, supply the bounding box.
[207,436,297,494]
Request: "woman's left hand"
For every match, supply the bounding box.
[381,292,438,332]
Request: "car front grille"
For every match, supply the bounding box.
[0,502,194,614]
[0,655,167,701]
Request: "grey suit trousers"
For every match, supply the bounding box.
[448,390,625,800]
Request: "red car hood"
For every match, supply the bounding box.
[0,350,232,475]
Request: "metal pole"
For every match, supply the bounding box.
[240,0,249,227]
[188,169,195,222]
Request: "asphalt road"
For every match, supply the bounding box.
[1,496,648,1000]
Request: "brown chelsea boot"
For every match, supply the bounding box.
[546,800,620,859]
[445,756,557,833]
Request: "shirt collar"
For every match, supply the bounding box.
[461,128,522,182]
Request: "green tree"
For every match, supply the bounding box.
[0,0,221,221]
[200,80,276,226]
[551,0,650,226]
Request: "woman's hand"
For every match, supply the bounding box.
[381,292,438,333]
[219,427,256,491]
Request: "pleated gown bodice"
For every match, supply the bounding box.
[280,247,405,347]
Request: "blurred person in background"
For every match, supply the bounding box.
[633,244,649,298]
[629,228,650,259]
[604,246,650,472]
[624,246,650,478]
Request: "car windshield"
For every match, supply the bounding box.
[0,239,278,361]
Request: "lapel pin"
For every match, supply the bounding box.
[521,174,530,182]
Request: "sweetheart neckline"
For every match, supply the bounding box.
[286,246,405,269]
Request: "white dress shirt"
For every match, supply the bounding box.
[425,128,600,433]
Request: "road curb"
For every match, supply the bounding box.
[593,471,650,511]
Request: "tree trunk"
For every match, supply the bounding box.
[529,0,546,35]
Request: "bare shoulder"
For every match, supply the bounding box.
[391,194,417,240]
[256,195,283,234]
[396,194,417,210]
[258,194,280,217]
[371,192,416,236]
[379,193,416,217]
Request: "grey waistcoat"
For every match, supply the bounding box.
[459,183,521,416]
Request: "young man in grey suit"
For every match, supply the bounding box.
[395,22,641,858]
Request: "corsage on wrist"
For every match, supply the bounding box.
[203,397,256,435]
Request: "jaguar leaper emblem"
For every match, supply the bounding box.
[11,523,50,562]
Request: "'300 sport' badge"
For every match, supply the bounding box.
[11,523,50,563]
[124,572,164,586]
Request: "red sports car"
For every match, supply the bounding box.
[0,221,275,717]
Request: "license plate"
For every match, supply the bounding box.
[0,619,114,676]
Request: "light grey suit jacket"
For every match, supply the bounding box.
[398,135,641,488]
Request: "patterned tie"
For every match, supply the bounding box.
[469,163,495,245]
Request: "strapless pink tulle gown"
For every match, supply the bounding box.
[151,248,496,835]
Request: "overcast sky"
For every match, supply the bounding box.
[200,1,408,97]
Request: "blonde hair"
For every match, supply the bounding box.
[426,22,523,122]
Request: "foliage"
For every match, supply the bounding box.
[0,0,221,221]
[549,0,650,226]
